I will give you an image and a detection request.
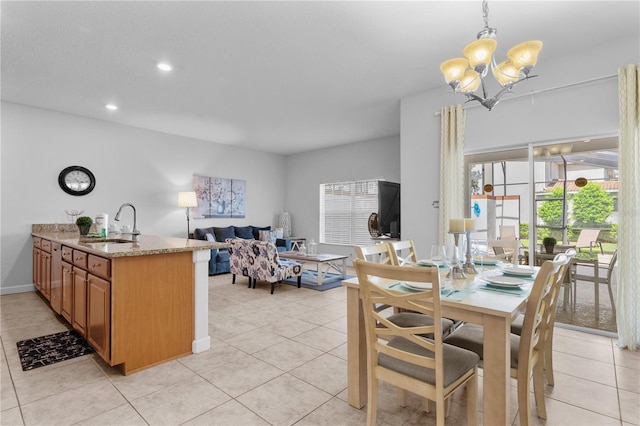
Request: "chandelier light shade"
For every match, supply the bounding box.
[440,0,543,111]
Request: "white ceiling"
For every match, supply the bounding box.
[2,1,638,155]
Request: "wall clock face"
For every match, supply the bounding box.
[58,165,96,196]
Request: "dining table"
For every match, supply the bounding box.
[342,261,538,426]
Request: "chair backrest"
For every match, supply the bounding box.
[246,240,301,283]
[354,243,393,265]
[226,238,253,277]
[352,259,444,390]
[499,225,517,240]
[518,255,568,378]
[388,239,418,266]
[487,239,521,265]
[575,229,601,249]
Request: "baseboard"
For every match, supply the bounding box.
[1,284,36,295]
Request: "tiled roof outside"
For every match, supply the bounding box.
[540,180,619,193]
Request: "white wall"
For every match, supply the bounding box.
[284,136,401,262]
[1,102,288,293]
[401,37,639,258]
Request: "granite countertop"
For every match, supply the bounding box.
[32,225,229,258]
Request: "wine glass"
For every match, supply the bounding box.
[471,239,488,276]
[443,245,459,289]
[430,244,445,268]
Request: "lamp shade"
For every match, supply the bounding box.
[507,40,543,69]
[440,58,469,84]
[492,60,520,86]
[463,38,497,68]
[178,191,197,207]
[460,69,481,93]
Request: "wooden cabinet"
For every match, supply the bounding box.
[61,261,73,323]
[72,267,87,337]
[87,274,110,361]
[32,237,51,300]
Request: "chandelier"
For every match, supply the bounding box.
[440,0,543,111]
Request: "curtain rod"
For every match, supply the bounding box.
[433,73,617,116]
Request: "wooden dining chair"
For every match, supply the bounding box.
[389,239,419,266]
[444,255,568,426]
[355,243,393,265]
[353,259,479,426]
[355,242,455,337]
[488,239,521,265]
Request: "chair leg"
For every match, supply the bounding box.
[607,282,616,317]
[271,282,276,294]
[367,377,378,426]
[297,275,302,288]
[232,274,236,284]
[436,397,446,426]
[397,388,407,407]
[248,277,253,288]
[517,369,531,426]
[467,373,478,426]
[544,339,555,386]
[533,360,547,420]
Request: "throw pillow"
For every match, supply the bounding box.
[213,226,236,242]
[234,226,255,239]
[194,227,214,240]
[259,230,277,244]
[205,233,216,242]
[252,226,271,239]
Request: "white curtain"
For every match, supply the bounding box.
[617,64,640,350]
[438,105,466,244]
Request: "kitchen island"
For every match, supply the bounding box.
[31,225,228,374]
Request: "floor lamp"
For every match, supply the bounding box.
[178,191,197,238]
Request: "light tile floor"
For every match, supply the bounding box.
[1,272,639,425]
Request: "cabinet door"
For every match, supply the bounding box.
[87,274,111,361]
[72,268,87,337]
[41,251,51,300]
[61,262,73,322]
[50,243,62,314]
[32,247,41,291]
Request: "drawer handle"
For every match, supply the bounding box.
[92,263,101,268]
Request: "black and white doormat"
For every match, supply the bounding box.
[16,330,94,371]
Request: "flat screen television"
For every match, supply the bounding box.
[378,181,400,238]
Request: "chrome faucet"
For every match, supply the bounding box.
[115,203,141,241]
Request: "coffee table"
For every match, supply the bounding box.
[278,252,347,286]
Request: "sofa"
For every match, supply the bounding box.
[193,225,291,276]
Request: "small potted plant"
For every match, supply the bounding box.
[76,216,93,236]
[542,236,557,254]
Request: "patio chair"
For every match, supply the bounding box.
[574,229,603,254]
[445,256,568,426]
[389,239,419,266]
[499,225,517,240]
[572,250,617,318]
[353,259,479,426]
[488,239,521,265]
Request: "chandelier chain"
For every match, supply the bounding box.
[482,0,489,29]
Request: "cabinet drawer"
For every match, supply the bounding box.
[62,246,73,263]
[73,250,87,269]
[41,239,52,253]
[88,255,110,280]
[33,237,42,248]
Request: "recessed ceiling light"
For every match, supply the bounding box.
[157,62,173,72]
[105,104,118,111]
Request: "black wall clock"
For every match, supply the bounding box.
[58,165,96,196]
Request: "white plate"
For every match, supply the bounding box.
[501,266,536,277]
[484,276,527,287]
[473,256,500,265]
[401,281,432,291]
[417,259,436,266]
